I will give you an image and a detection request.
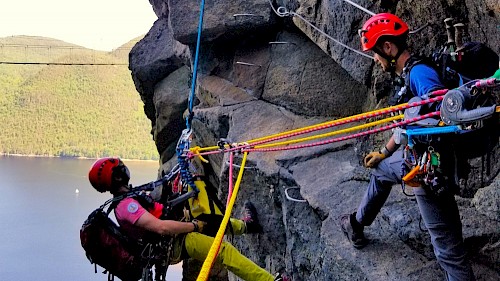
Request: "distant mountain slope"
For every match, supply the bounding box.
[0,35,158,160]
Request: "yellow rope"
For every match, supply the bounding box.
[190,103,408,154]
[254,115,403,149]
[193,144,219,152]
[246,103,408,144]
[196,152,248,281]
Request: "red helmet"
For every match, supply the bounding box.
[88,157,130,193]
[359,13,409,51]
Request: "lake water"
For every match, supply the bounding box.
[0,156,183,281]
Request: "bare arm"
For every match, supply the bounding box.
[135,211,195,236]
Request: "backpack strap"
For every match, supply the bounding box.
[100,191,152,216]
[403,55,436,94]
[390,55,427,105]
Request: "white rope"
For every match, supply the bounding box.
[267,0,374,60]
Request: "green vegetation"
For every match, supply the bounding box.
[0,36,159,160]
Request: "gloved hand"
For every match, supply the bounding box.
[364,151,387,168]
[191,219,206,233]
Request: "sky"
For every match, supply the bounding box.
[0,0,158,51]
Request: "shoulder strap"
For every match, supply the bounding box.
[100,191,144,216]
[403,55,432,89]
[389,56,426,105]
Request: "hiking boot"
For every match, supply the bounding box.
[274,272,291,281]
[242,201,262,234]
[340,213,368,249]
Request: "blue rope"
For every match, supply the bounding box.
[186,0,206,130]
[406,125,461,148]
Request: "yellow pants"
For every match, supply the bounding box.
[183,232,275,281]
[228,218,246,235]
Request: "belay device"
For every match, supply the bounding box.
[440,79,498,126]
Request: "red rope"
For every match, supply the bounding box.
[243,112,441,153]
[186,95,445,158]
[248,95,445,147]
[227,152,234,206]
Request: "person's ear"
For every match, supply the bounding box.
[382,41,392,55]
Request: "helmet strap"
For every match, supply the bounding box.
[374,44,405,78]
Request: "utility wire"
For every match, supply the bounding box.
[0,62,127,66]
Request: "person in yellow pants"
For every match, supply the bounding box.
[181,232,274,281]
[88,157,289,281]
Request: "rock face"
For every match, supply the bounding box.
[130,0,500,280]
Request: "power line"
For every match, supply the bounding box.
[0,61,128,66]
[0,42,133,52]
[0,43,130,65]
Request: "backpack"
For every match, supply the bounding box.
[394,41,499,162]
[390,41,499,106]
[433,41,499,88]
[80,198,144,281]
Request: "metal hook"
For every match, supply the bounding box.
[284,187,307,203]
[233,13,264,18]
[235,61,262,67]
[268,41,297,45]
[409,23,430,34]
[225,161,257,170]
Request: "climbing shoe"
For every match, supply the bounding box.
[242,201,262,234]
[340,212,368,249]
[274,272,291,281]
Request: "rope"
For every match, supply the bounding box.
[253,114,402,149]
[187,0,206,130]
[244,112,441,153]
[190,95,445,156]
[227,152,234,206]
[267,0,374,60]
[196,152,249,281]
[247,96,443,146]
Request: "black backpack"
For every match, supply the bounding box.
[80,198,144,281]
[433,41,499,88]
[390,41,499,106]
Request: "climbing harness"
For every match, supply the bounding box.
[400,77,499,196]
